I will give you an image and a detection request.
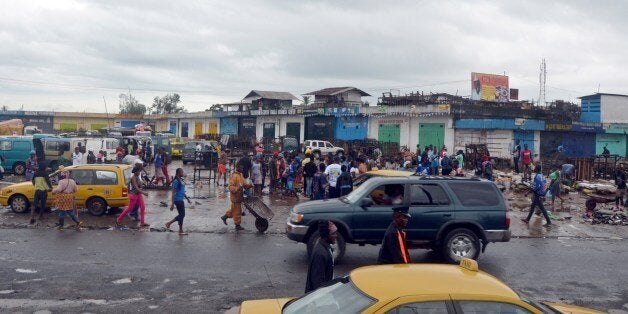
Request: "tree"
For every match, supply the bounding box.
[150,93,186,114]
[302,96,311,105]
[1,105,8,111]
[119,93,147,115]
[208,104,223,111]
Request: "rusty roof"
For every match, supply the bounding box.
[304,87,371,97]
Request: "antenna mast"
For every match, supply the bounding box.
[539,58,546,106]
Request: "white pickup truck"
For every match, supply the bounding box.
[303,140,344,157]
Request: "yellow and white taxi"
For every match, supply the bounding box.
[0,164,132,216]
[239,259,601,314]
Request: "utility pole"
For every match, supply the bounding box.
[539,58,546,107]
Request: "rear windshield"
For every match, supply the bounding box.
[447,182,501,207]
[184,143,197,149]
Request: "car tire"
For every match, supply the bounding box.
[13,162,26,176]
[441,228,481,263]
[336,150,344,157]
[307,229,346,265]
[10,195,30,214]
[183,161,188,165]
[313,150,321,158]
[86,197,108,216]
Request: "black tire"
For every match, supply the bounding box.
[336,150,344,157]
[307,229,346,264]
[255,218,269,233]
[441,228,481,263]
[13,162,26,176]
[86,197,107,216]
[10,194,30,214]
[313,150,321,158]
[183,161,188,165]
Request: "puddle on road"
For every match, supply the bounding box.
[0,290,15,294]
[15,268,38,274]
[112,278,132,284]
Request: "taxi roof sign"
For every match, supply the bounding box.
[459,258,479,272]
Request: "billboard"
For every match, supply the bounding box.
[471,72,509,101]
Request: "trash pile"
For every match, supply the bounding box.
[576,181,617,195]
[583,208,627,225]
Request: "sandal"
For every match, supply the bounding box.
[165,222,172,230]
[178,232,188,236]
[139,223,150,228]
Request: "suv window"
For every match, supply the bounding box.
[95,170,118,185]
[0,141,12,150]
[458,301,531,314]
[447,182,500,207]
[71,170,94,185]
[326,142,333,148]
[304,140,310,146]
[410,184,450,205]
[387,301,449,314]
[370,184,405,206]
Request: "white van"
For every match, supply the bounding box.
[72,138,120,162]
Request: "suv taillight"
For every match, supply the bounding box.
[505,211,511,228]
[122,187,128,197]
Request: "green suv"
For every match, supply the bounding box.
[286,176,511,263]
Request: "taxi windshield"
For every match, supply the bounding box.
[283,277,375,314]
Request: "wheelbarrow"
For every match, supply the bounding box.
[242,196,274,233]
[585,195,616,211]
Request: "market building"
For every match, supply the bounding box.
[579,93,628,157]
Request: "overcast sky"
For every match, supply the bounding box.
[0,0,626,113]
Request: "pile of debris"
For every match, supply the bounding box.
[583,208,627,225]
[576,180,617,195]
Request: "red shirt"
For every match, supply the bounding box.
[521,149,532,165]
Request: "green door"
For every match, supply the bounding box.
[286,123,301,143]
[419,123,444,149]
[263,123,275,139]
[378,124,401,143]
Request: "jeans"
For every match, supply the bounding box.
[31,190,48,220]
[513,157,520,173]
[58,210,79,226]
[173,200,185,227]
[526,194,551,224]
[328,185,339,198]
[305,177,313,196]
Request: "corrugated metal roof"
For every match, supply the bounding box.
[243,90,299,101]
[304,87,371,97]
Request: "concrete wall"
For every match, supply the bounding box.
[601,94,628,123]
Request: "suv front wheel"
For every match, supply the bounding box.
[441,228,480,263]
[307,229,346,264]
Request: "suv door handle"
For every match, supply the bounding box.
[442,214,452,217]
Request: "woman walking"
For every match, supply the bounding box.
[116,163,150,228]
[52,167,82,230]
[251,157,263,196]
[166,168,190,235]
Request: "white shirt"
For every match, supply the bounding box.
[72,152,83,166]
[324,163,342,187]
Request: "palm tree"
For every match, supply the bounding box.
[302,96,311,106]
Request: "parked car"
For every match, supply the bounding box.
[0,136,43,175]
[286,176,511,264]
[170,138,186,159]
[239,259,601,314]
[302,140,344,157]
[0,164,132,216]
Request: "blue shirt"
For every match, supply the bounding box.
[172,178,185,201]
[154,154,163,168]
[533,173,547,196]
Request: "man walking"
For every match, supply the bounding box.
[324,157,342,198]
[522,164,552,227]
[615,164,626,209]
[30,163,52,224]
[166,168,191,235]
[512,140,521,173]
[521,144,532,181]
[377,207,411,264]
[305,221,337,293]
[72,147,83,166]
[221,164,251,231]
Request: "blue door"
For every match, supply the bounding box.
[514,130,535,156]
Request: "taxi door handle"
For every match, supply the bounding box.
[87,188,94,191]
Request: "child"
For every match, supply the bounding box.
[166,168,191,235]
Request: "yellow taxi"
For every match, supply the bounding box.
[170,138,185,159]
[239,259,601,314]
[0,164,132,216]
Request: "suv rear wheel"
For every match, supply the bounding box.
[307,229,346,264]
[441,228,480,263]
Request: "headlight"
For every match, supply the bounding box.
[289,212,303,224]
